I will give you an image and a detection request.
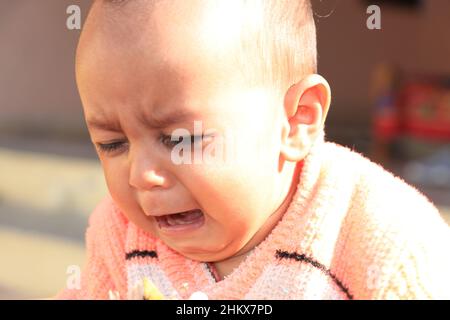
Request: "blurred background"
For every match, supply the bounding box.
[0,0,449,299]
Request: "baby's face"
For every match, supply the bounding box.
[77,1,291,261]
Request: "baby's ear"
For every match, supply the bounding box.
[280,74,331,162]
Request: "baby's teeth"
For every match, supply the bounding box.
[166,215,177,226]
[174,219,191,225]
[167,215,192,225]
[165,210,203,226]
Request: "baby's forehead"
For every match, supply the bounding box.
[79,2,261,97]
[89,0,260,55]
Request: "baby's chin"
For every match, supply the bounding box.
[127,208,248,262]
[162,236,243,263]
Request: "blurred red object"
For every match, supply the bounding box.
[373,93,400,140]
[372,65,450,142]
[398,81,450,140]
[370,65,450,162]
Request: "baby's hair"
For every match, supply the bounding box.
[100,0,317,97]
[236,0,317,96]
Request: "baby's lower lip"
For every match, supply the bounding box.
[154,209,205,234]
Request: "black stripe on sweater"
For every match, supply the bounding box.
[275,250,354,300]
[125,250,158,260]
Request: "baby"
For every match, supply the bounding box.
[57,0,450,299]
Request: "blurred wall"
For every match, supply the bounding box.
[316,0,450,127]
[0,0,91,138]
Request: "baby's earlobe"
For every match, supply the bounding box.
[280,127,312,162]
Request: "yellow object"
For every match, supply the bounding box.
[143,278,166,300]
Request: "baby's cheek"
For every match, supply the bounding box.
[104,165,135,209]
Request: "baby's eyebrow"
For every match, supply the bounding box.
[86,117,122,132]
[141,109,197,129]
[86,109,197,131]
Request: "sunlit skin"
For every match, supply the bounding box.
[77,0,331,280]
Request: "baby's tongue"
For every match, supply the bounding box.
[166,209,203,225]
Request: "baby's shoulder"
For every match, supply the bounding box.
[320,143,450,298]
[321,141,442,225]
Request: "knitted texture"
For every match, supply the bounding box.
[55,138,450,300]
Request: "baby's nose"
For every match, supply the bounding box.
[129,156,170,190]
[127,142,174,190]
[129,167,169,190]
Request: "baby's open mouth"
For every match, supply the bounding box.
[154,209,205,232]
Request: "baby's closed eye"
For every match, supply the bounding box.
[95,132,214,156]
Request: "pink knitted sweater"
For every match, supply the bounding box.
[56,139,450,300]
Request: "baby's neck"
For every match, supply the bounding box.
[210,250,252,281]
